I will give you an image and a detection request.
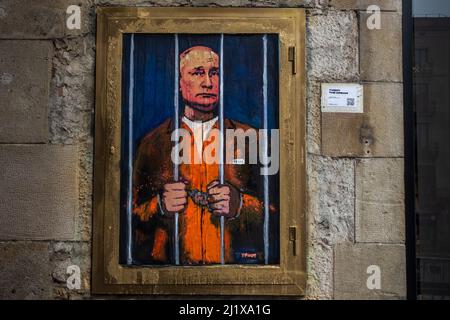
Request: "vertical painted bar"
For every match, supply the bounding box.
[262,34,270,265]
[219,34,225,265]
[126,34,135,265]
[173,34,180,265]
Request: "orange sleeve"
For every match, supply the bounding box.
[241,193,263,214]
[238,193,277,218]
[133,195,159,222]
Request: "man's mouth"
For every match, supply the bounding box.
[196,93,217,98]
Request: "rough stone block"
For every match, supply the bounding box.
[0,0,93,39]
[0,40,52,143]
[308,10,359,81]
[50,241,91,299]
[307,81,322,154]
[334,243,406,299]
[308,155,355,245]
[321,83,403,157]
[360,12,402,82]
[329,0,401,11]
[0,145,78,240]
[307,155,355,299]
[0,242,52,299]
[355,158,405,243]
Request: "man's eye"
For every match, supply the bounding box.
[191,70,205,76]
[210,70,219,76]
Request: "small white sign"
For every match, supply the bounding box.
[321,83,364,113]
[232,158,245,165]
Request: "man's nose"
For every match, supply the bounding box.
[201,74,213,89]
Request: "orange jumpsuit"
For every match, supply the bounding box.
[132,118,268,265]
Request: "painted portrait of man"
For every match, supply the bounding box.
[120,34,280,266]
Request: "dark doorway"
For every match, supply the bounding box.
[413,0,450,299]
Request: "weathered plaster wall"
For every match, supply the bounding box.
[0,0,405,299]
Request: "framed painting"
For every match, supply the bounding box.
[93,7,306,295]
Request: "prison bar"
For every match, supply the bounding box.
[219,33,225,265]
[173,34,180,265]
[126,34,135,265]
[262,34,269,265]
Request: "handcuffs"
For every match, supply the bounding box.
[187,188,243,219]
[187,188,213,211]
[158,186,242,218]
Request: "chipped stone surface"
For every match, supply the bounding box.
[50,241,91,299]
[307,9,359,82]
[49,36,95,242]
[307,155,355,299]
[307,81,322,154]
[50,36,95,145]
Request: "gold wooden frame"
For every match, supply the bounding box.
[93,7,306,295]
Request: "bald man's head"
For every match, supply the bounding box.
[179,46,219,112]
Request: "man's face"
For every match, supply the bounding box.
[180,47,219,112]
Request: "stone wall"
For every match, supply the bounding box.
[0,0,405,299]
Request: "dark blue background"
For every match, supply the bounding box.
[120,34,280,264]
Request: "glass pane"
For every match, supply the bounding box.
[413,0,450,299]
[119,34,280,266]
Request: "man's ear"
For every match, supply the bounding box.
[179,77,183,91]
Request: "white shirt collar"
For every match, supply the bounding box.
[182,116,218,138]
[181,116,218,155]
